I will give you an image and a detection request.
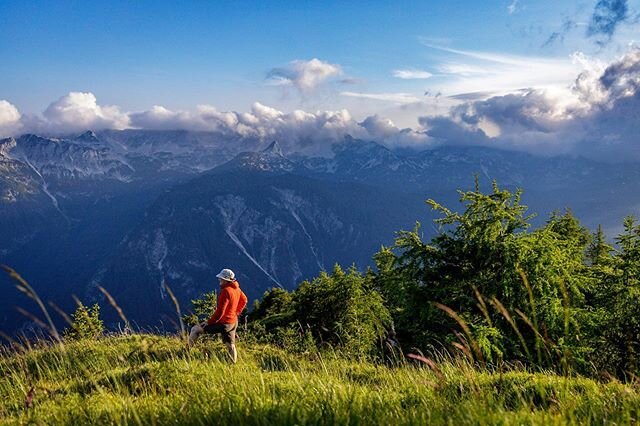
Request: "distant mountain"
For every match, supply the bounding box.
[1,129,639,334]
[216,141,297,173]
[95,169,427,323]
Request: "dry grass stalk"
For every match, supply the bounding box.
[97,285,131,332]
[163,281,185,339]
[1,265,61,342]
[48,301,73,327]
[434,302,485,364]
[489,297,532,360]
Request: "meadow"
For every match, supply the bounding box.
[1,333,638,425]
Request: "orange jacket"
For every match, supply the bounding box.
[207,280,248,325]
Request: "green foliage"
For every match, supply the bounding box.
[248,287,293,330]
[182,291,217,327]
[250,266,391,358]
[63,303,104,341]
[373,181,606,373]
[589,216,640,376]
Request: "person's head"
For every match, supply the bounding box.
[216,268,235,285]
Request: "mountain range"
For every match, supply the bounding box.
[1,130,639,334]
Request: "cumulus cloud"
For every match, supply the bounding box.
[129,101,429,154]
[0,100,22,137]
[360,115,427,146]
[418,47,640,162]
[266,58,342,93]
[2,89,428,153]
[42,92,129,133]
[392,69,432,79]
[587,0,628,44]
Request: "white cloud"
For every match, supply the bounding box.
[507,0,519,15]
[129,101,429,154]
[0,100,22,137]
[340,91,421,104]
[42,92,129,133]
[420,41,584,98]
[419,47,640,162]
[5,47,640,162]
[392,69,433,79]
[266,58,342,93]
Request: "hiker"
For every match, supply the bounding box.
[189,268,248,363]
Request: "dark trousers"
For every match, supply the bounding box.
[202,322,237,344]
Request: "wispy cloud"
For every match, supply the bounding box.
[392,69,432,79]
[507,0,519,15]
[340,91,421,104]
[542,17,578,48]
[587,0,629,45]
[420,41,583,97]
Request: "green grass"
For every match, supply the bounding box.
[0,334,638,425]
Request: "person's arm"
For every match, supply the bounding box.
[236,290,248,315]
[207,289,230,325]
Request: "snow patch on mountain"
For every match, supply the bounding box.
[149,229,169,299]
[214,195,283,287]
[274,188,324,270]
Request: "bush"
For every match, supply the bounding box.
[63,303,104,340]
[182,291,217,327]
[250,265,392,359]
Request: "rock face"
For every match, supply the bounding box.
[1,129,639,333]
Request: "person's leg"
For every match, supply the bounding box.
[196,323,224,347]
[222,323,238,363]
[188,323,204,346]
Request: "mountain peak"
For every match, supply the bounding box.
[216,142,294,173]
[74,130,100,145]
[262,140,284,156]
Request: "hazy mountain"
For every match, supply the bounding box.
[1,129,639,333]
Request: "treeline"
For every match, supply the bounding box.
[238,181,639,378]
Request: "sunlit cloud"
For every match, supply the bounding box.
[0,100,22,137]
[419,47,640,162]
[266,58,343,93]
[420,41,585,98]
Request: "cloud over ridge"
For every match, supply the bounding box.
[419,47,640,162]
[0,100,22,137]
[3,48,640,162]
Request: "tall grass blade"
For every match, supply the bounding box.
[1,265,61,343]
[48,301,74,327]
[489,297,531,361]
[97,285,131,332]
[434,302,485,363]
[163,281,185,340]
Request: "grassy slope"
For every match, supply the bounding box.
[0,335,638,425]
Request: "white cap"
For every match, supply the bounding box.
[216,268,235,282]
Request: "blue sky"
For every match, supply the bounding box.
[1,1,636,115]
[1,0,640,161]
